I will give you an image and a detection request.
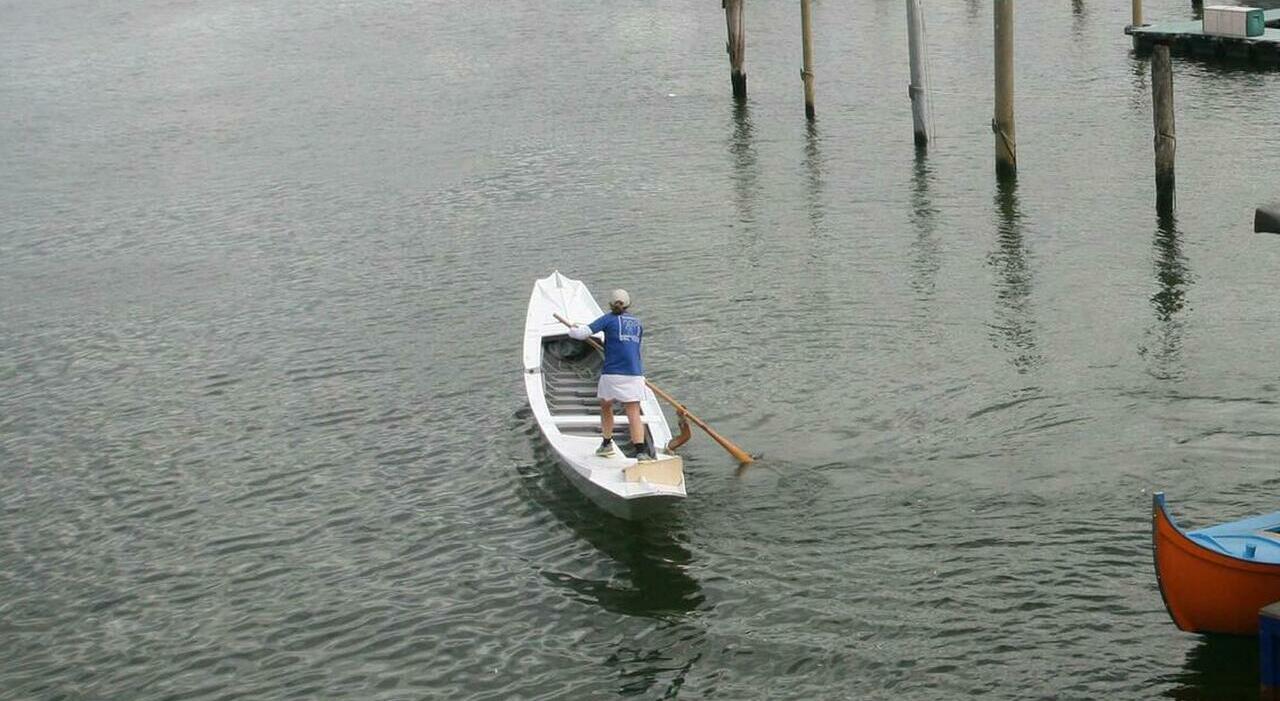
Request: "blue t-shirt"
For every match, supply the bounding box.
[589,312,643,376]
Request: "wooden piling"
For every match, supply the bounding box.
[724,0,747,100]
[1152,43,1176,215]
[993,0,1016,176]
[800,0,816,120]
[1130,0,1145,49]
[906,0,931,146]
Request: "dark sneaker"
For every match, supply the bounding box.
[595,439,616,457]
[628,443,657,462]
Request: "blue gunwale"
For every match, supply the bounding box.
[1156,492,1280,565]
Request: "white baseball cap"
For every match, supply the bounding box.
[610,289,630,307]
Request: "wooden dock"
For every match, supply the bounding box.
[1126,9,1280,64]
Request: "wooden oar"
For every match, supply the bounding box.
[553,313,754,465]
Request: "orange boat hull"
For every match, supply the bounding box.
[1153,494,1280,635]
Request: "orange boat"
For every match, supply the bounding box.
[1153,492,1280,635]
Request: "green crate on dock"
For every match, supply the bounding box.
[1247,7,1267,36]
[1203,5,1266,37]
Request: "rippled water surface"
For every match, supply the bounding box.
[5,0,1280,698]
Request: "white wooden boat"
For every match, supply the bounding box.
[523,271,686,520]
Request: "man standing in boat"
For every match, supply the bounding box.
[568,289,656,461]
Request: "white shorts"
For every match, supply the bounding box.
[597,374,646,403]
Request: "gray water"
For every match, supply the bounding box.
[4,0,1280,698]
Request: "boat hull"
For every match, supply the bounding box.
[553,456,683,520]
[523,272,686,521]
[1153,492,1280,635]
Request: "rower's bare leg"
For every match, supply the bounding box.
[624,401,644,447]
[600,399,615,439]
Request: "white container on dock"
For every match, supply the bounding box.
[1202,5,1266,38]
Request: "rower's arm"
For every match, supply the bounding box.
[568,313,609,341]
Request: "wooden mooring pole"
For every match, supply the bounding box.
[800,0,816,120]
[1152,43,1176,215]
[993,0,1017,176]
[906,0,931,146]
[1130,0,1145,48]
[724,0,747,100]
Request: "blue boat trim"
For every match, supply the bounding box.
[1157,492,1280,565]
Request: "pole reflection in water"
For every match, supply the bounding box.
[989,175,1041,372]
[1143,211,1191,379]
[727,101,763,284]
[729,101,759,228]
[803,121,829,270]
[1129,55,1149,114]
[909,149,940,304]
[1071,0,1087,37]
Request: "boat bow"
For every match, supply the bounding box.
[1153,492,1280,635]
